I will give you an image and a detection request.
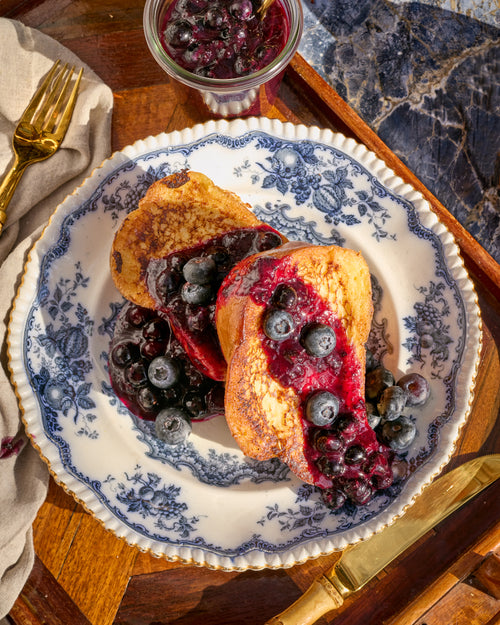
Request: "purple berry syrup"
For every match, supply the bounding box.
[219,254,395,507]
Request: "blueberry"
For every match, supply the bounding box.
[271,284,297,309]
[156,269,182,299]
[305,391,340,426]
[125,362,148,388]
[301,323,336,357]
[397,373,430,406]
[365,366,395,400]
[343,478,373,505]
[164,20,193,47]
[365,349,379,371]
[316,456,345,477]
[142,318,169,341]
[204,7,226,28]
[313,430,344,454]
[263,308,295,341]
[344,444,366,465]
[365,401,381,429]
[206,245,230,267]
[126,306,153,327]
[183,390,205,417]
[182,256,217,285]
[381,416,416,450]
[321,488,347,510]
[137,386,160,413]
[155,407,192,445]
[140,339,167,360]
[111,342,136,367]
[257,231,283,251]
[335,414,358,442]
[377,385,407,421]
[229,0,253,20]
[181,282,213,305]
[148,356,181,389]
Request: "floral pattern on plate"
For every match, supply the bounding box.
[8,118,481,570]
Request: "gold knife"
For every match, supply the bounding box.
[266,454,500,625]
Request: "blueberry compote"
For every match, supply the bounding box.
[223,255,396,509]
[160,0,288,78]
[108,301,224,434]
[146,225,283,381]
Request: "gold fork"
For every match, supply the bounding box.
[0,59,83,236]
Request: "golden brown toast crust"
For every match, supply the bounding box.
[110,171,264,309]
[216,243,373,485]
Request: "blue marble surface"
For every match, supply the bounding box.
[298,0,500,264]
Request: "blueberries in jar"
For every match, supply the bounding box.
[365,366,395,401]
[155,407,192,445]
[181,282,213,305]
[263,308,295,341]
[229,0,253,20]
[301,323,336,357]
[377,385,408,421]
[164,20,194,48]
[204,6,227,28]
[148,356,181,389]
[397,372,430,407]
[305,391,340,427]
[381,415,416,451]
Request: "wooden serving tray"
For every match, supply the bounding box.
[2,2,499,621]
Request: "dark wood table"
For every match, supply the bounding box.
[3,2,500,624]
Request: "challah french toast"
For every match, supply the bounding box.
[216,242,395,508]
[110,171,286,379]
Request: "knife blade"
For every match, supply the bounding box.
[266,454,500,625]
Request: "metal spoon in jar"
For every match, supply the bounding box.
[258,0,275,19]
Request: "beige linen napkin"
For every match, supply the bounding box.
[0,18,113,618]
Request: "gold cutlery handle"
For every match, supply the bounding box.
[265,575,344,624]
[0,158,28,234]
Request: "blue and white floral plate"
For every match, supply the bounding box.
[8,118,481,571]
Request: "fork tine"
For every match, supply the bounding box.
[35,62,71,132]
[21,59,61,121]
[40,64,75,133]
[50,66,83,141]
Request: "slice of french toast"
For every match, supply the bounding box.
[110,170,286,380]
[111,171,270,309]
[216,242,394,507]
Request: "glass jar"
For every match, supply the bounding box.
[143,0,303,118]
